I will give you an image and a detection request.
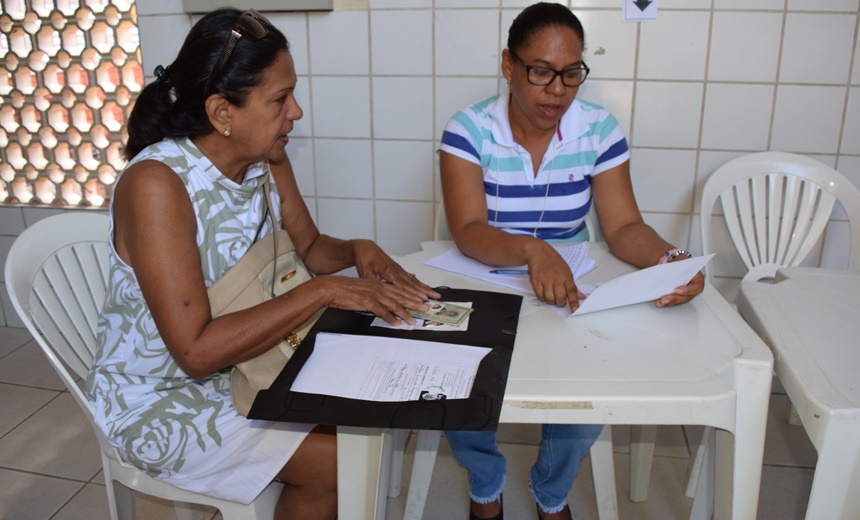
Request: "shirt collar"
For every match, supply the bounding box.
[488,90,591,148]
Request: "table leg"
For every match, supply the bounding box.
[804,418,860,520]
[337,426,389,520]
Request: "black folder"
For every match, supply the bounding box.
[247,287,522,431]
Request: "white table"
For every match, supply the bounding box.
[737,267,860,520]
[337,241,773,520]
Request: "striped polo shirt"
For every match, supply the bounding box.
[439,93,630,240]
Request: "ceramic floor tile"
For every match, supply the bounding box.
[51,483,111,520]
[0,326,31,358]
[611,424,695,460]
[756,464,814,520]
[0,467,83,520]
[0,392,101,480]
[0,340,66,390]
[0,382,59,437]
[762,394,817,469]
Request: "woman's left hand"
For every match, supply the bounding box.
[656,270,705,307]
[352,240,441,301]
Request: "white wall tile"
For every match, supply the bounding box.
[372,78,433,139]
[137,15,192,75]
[286,137,316,196]
[637,11,710,81]
[371,0,432,7]
[576,10,637,79]
[375,200,434,255]
[835,155,860,221]
[787,0,860,11]
[311,76,371,138]
[308,11,369,75]
[0,208,25,235]
[316,198,375,240]
[435,10,500,76]
[696,150,746,213]
[373,140,435,201]
[780,13,854,84]
[708,11,782,83]
[713,0,785,9]
[771,85,846,154]
[303,197,318,224]
[570,1,620,7]
[436,0,500,7]
[631,81,703,148]
[703,214,749,279]
[640,212,692,252]
[314,139,373,198]
[577,80,634,138]
[661,0,710,7]
[820,220,854,269]
[629,149,697,213]
[505,0,567,7]
[841,87,860,154]
[435,77,500,138]
[0,237,12,284]
[701,83,773,151]
[370,10,432,75]
[292,76,313,138]
[269,13,309,75]
[21,207,65,226]
[136,0,186,15]
[854,33,860,85]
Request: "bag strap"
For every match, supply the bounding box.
[263,173,279,298]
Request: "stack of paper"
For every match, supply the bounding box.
[424,243,594,293]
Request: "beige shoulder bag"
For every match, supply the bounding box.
[206,181,324,416]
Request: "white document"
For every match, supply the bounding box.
[568,254,714,316]
[424,243,595,293]
[290,333,491,402]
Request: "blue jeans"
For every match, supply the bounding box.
[446,424,603,514]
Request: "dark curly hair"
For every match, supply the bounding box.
[507,2,585,55]
[124,8,289,160]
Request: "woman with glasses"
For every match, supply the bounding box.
[439,3,704,519]
[86,8,439,519]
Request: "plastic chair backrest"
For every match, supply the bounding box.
[5,212,110,420]
[434,199,602,242]
[700,151,860,283]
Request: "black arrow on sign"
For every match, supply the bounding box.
[633,0,652,11]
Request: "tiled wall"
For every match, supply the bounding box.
[3,0,859,326]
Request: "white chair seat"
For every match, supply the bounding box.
[5,213,282,520]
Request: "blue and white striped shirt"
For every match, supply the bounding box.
[439,93,629,240]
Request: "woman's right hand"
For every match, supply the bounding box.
[315,275,431,326]
[527,241,586,313]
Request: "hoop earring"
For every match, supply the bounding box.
[223,128,231,137]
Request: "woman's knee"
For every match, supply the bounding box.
[278,425,337,488]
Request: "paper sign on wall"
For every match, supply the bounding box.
[623,0,658,22]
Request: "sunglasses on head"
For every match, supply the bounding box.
[204,9,270,96]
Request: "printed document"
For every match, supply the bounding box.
[290,333,491,401]
[564,254,714,316]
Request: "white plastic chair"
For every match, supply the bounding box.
[688,151,860,512]
[4,212,282,520]
[388,201,618,520]
[701,151,860,283]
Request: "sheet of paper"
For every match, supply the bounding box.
[290,332,491,401]
[566,254,714,316]
[424,243,594,293]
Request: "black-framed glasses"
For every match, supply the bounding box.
[510,52,590,88]
[204,9,270,96]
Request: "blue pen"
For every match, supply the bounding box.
[490,269,529,275]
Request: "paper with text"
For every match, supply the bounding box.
[566,254,714,316]
[424,243,594,293]
[290,333,491,401]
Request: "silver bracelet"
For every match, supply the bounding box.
[666,248,692,263]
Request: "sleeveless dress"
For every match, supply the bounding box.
[85,137,314,504]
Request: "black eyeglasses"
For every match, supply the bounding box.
[509,52,590,88]
[204,9,270,96]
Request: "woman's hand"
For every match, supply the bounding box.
[527,241,587,313]
[656,268,705,307]
[351,240,441,302]
[316,276,431,326]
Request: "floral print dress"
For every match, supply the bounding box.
[86,138,314,504]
